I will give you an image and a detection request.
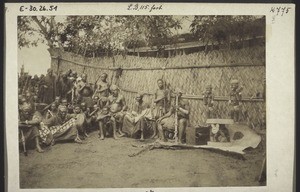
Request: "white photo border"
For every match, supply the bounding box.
[5,2,295,192]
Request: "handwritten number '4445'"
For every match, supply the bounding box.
[270,7,291,16]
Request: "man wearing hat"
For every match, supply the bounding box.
[156,88,190,144]
[19,103,44,153]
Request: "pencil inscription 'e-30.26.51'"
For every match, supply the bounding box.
[19,5,58,12]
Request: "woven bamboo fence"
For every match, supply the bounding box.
[49,46,265,127]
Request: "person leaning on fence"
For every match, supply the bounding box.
[228,79,243,122]
[156,88,190,144]
[19,103,44,153]
[203,84,215,119]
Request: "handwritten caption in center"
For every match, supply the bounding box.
[127,4,163,12]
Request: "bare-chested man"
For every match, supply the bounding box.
[76,74,94,109]
[94,73,110,108]
[98,84,126,139]
[157,88,190,144]
[151,79,170,137]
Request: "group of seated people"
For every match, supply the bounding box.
[18,72,191,154]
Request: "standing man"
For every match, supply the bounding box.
[76,74,94,109]
[93,73,110,108]
[42,68,57,104]
[203,85,215,120]
[157,88,190,144]
[228,79,243,122]
[151,79,171,138]
[58,73,72,99]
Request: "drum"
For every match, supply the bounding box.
[75,113,85,129]
[110,103,121,113]
[81,87,93,97]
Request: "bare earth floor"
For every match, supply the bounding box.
[19,131,265,188]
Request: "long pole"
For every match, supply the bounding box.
[19,112,27,156]
[20,129,28,156]
[174,93,179,143]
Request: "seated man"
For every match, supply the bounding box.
[96,106,113,140]
[19,103,44,153]
[97,85,127,140]
[42,105,83,144]
[157,88,190,144]
[59,98,74,114]
[123,93,153,141]
[107,85,127,136]
[80,102,99,135]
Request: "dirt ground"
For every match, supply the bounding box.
[19,131,265,188]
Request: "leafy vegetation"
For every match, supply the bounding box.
[18,15,264,57]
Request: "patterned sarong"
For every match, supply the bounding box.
[39,118,76,144]
[49,118,76,134]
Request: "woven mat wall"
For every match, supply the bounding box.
[50,46,265,127]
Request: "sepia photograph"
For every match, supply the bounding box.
[5,3,295,192]
[17,14,266,188]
